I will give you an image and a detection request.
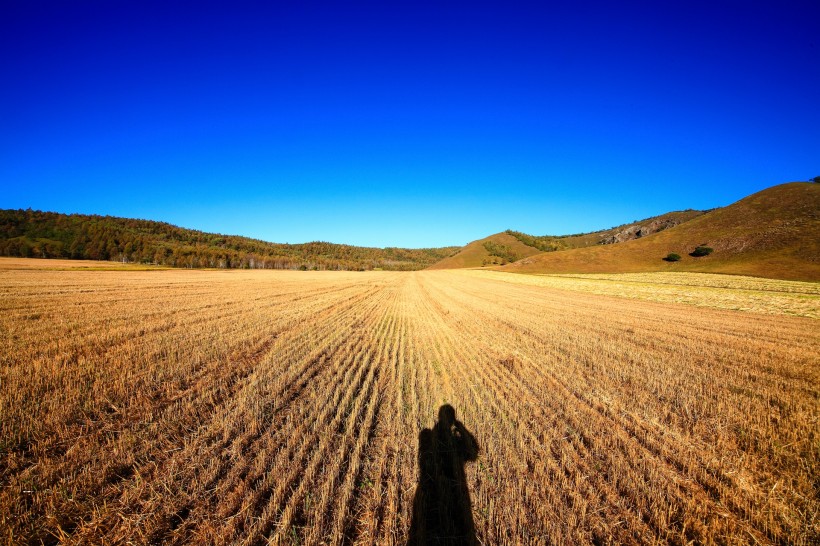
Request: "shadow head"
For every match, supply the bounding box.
[438,404,456,426]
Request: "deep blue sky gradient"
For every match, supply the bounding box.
[2,1,818,247]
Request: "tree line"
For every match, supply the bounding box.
[0,209,458,271]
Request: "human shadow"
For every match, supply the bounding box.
[407,404,479,546]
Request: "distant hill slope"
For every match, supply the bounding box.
[429,210,705,270]
[0,210,459,271]
[505,182,820,281]
[427,231,543,269]
[506,209,706,251]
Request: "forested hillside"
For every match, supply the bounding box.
[0,210,459,271]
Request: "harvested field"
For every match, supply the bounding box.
[1,263,818,545]
[472,270,820,318]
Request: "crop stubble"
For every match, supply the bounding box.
[0,267,817,545]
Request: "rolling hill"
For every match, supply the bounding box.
[4,182,816,278]
[0,210,459,271]
[426,231,544,269]
[429,210,705,270]
[504,182,820,281]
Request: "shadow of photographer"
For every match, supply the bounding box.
[407,404,479,546]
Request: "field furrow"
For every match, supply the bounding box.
[1,267,816,545]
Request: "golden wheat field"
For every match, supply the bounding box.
[1,260,818,545]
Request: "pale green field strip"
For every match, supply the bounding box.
[462,270,820,318]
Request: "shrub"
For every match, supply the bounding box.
[690,246,714,257]
[663,253,681,262]
[482,241,519,263]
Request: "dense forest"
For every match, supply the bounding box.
[0,209,460,271]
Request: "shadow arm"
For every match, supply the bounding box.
[454,420,479,461]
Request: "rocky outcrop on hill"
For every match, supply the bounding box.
[599,214,700,245]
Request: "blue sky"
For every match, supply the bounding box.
[2,1,818,248]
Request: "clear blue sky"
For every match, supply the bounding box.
[2,1,818,248]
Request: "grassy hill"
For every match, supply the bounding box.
[505,182,820,281]
[506,209,705,251]
[429,210,705,270]
[0,209,460,271]
[426,231,544,269]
